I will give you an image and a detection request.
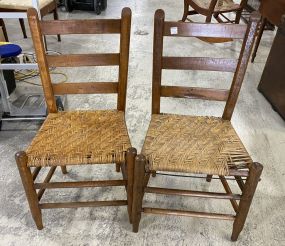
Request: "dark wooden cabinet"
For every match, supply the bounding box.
[258,17,285,120]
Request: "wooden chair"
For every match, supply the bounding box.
[15,7,134,229]
[182,0,248,24]
[132,9,262,241]
[0,0,60,42]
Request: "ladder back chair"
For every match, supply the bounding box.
[182,0,248,24]
[15,7,135,230]
[132,9,262,241]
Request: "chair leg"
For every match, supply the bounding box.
[206,174,212,182]
[251,18,266,63]
[234,9,242,24]
[116,163,121,172]
[15,151,43,230]
[231,162,263,241]
[0,18,9,41]
[61,166,68,174]
[205,14,212,23]
[126,148,137,223]
[182,0,189,22]
[53,8,61,42]
[132,154,146,232]
[19,18,27,39]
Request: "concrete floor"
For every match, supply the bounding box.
[1,0,285,245]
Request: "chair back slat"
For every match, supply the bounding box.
[163,22,248,39]
[161,86,229,101]
[162,57,237,72]
[152,9,259,120]
[40,19,121,35]
[46,54,120,67]
[27,7,131,113]
[52,82,118,95]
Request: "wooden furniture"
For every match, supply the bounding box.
[258,16,285,120]
[251,0,285,62]
[0,0,60,42]
[16,7,133,229]
[132,9,262,241]
[182,0,248,24]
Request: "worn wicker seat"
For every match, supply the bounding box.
[182,0,248,24]
[15,7,134,230]
[142,114,252,176]
[192,0,240,12]
[0,0,60,41]
[132,10,263,241]
[27,110,131,167]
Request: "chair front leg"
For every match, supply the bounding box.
[61,166,68,174]
[19,18,27,38]
[182,0,189,22]
[15,151,43,230]
[53,8,61,42]
[231,162,263,241]
[126,148,137,223]
[132,154,147,232]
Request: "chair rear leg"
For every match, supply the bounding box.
[61,166,68,174]
[251,18,266,63]
[0,18,9,41]
[182,0,189,22]
[231,162,263,241]
[116,163,121,172]
[206,174,213,182]
[19,18,27,38]
[132,154,146,232]
[234,9,242,24]
[15,151,43,230]
[126,148,137,223]
[53,8,61,42]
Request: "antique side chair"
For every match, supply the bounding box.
[182,0,248,24]
[15,7,135,229]
[132,9,262,241]
[0,0,60,42]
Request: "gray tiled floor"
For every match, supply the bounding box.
[0,1,285,245]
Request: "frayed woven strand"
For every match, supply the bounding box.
[142,114,252,176]
[26,110,131,167]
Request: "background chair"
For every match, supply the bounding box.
[132,9,261,241]
[182,0,248,24]
[0,0,60,41]
[16,7,134,229]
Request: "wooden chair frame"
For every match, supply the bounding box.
[15,7,135,230]
[0,0,60,42]
[132,9,262,241]
[182,0,248,24]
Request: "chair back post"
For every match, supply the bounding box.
[118,7,131,111]
[27,8,57,113]
[222,12,259,120]
[152,9,165,114]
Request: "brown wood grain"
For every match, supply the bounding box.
[161,86,229,101]
[143,207,236,221]
[40,19,121,35]
[47,54,120,67]
[118,7,132,111]
[162,57,237,72]
[164,22,247,38]
[52,82,118,94]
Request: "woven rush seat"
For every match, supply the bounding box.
[0,0,53,10]
[26,110,131,167]
[142,114,252,176]
[192,0,240,12]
